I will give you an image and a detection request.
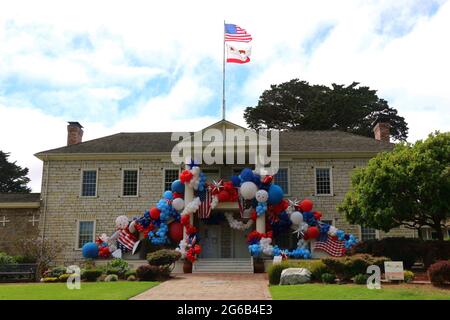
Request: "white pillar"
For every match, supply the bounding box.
[256,214,265,234]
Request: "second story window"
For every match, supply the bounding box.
[164,169,180,191]
[123,169,138,196]
[81,170,97,197]
[315,167,332,195]
[273,168,289,195]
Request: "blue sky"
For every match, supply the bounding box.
[0,0,449,191]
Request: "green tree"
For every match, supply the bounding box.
[0,151,31,193]
[244,79,408,141]
[338,132,450,240]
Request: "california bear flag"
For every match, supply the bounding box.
[226,43,252,64]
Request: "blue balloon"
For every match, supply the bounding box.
[267,184,284,205]
[240,168,254,182]
[163,190,173,200]
[171,180,185,193]
[82,242,99,259]
[231,175,241,187]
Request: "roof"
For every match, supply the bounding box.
[35,120,394,158]
[0,193,41,209]
[0,193,41,203]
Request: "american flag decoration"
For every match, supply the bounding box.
[117,229,138,252]
[314,235,346,257]
[197,187,213,219]
[224,24,252,42]
[237,194,250,218]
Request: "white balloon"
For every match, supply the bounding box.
[300,222,309,232]
[115,215,129,229]
[328,225,338,236]
[191,166,200,176]
[172,198,185,211]
[240,181,258,200]
[290,211,304,225]
[255,189,269,203]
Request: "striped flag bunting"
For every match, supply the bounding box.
[197,187,213,219]
[314,235,345,257]
[117,229,138,252]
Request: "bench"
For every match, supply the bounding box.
[0,264,38,282]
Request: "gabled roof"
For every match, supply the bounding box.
[35,120,394,158]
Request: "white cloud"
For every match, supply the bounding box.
[0,0,449,192]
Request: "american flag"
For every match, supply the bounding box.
[197,187,213,219]
[314,235,345,257]
[225,24,252,42]
[117,229,137,252]
[237,194,248,218]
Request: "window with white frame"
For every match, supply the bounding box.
[164,169,179,191]
[122,169,138,196]
[81,170,97,197]
[315,167,332,195]
[273,168,289,195]
[77,220,95,249]
[360,226,377,241]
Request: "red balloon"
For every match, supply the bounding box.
[299,199,314,212]
[263,175,273,184]
[180,214,190,226]
[218,190,230,202]
[313,211,322,220]
[305,226,320,239]
[150,207,161,220]
[168,222,183,243]
[172,192,184,199]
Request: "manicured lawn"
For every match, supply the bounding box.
[0,281,158,300]
[270,283,450,300]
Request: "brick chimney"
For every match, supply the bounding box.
[373,119,390,142]
[67,122,83,146]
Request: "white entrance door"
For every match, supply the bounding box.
[200,225,221,258]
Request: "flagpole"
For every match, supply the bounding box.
[222,20,226,120]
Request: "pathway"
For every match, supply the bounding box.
[130,273,272,300]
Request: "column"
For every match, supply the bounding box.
[256,213,265,234]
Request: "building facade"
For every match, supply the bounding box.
[32,120,416,264]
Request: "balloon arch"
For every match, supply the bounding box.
[82,164,358,262]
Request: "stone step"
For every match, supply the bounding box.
[193,259,253,273]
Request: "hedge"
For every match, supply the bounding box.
[352,237,450,268]
[322,254,389,281]
[146,249,181,266]
[428,260,450,286]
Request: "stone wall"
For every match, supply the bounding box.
[0,207,40,255]
[39,158,181,264]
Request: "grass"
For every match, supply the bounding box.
[270,283,450,300]
[0,281,158,300]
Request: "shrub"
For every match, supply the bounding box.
[125,270,136,278]
[82,269,103,282]
[322,254,389,282]
[267,260,329,285]
[104,274,119,282]
[353,274,369,285]
[147,249,181,267]
[0,252,16,265]
[42,277,59,283]
[58,273,73,283]
[12,255,37,263]
[404,270,415,283]
[106,258,129,277]
[428,260,450,286]
[43,266,67,278]
[353,237,450,268]
[127,275,136,281]
[136,265,161,281]
[321,273,336,284]
[106,268,120,276]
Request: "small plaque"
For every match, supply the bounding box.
[384,261,404,281]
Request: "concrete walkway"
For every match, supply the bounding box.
[130,273,272,300]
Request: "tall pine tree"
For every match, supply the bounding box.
[0,151,31,193]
